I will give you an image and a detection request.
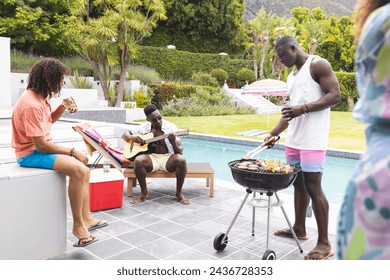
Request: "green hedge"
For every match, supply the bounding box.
[150,83,216,109]
[134,46,252,83]
[335,72,356,88]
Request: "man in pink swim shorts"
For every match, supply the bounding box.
[264,35,341,260]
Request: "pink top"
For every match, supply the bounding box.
[12,90,53,158]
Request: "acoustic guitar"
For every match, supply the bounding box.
[123,129,189,160]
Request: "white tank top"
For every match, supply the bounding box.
[285,55,330,150]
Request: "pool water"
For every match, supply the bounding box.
[182,138,359,204]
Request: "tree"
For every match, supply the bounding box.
[68,0,166,107]
[247,7,280,80]
[291,7,327,54]
[142,0,247,56]
[0,0,74,56]
[268,20,296,79]
[317,16,355,72]
[288,7,355,72]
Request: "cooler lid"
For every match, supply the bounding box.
[89,168,124,183]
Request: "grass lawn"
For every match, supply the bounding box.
[165,111,366,152]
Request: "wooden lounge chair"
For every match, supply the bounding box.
[72,123,215,197]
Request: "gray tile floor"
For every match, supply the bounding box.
[50,177,336,260]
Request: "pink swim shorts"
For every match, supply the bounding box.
[285,146,326,173]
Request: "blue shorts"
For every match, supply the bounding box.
[285,147,326,173]
[17,150,60,170]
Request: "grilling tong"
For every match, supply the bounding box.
[245,135,280,159]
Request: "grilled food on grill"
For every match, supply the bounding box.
[235,159,294,174]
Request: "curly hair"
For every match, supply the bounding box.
[27,58,70,99]
[354,0,390,42]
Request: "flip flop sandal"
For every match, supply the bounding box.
[176,197,192,205]
[274,228,308,240]
[88,220,108,231]
[73,235,97,247]
[130,195,148,204]
[304,249,334,260]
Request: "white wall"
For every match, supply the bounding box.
[92,79,144,98]
[50,88,99,108]
[10,69,142,108]
[11,73,28,106]
[0,37,11,107]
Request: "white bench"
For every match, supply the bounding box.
[0,163,67,260]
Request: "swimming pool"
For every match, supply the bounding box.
[181,137,359,204]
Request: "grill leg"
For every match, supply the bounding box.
[265,192,272,251]
[222,190,251,243]
[275,192,303,253]
[251,192,256,236]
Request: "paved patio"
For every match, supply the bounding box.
[52,176,337,260]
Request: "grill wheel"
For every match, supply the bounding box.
[213,232,228,251]
[262,250,276,260]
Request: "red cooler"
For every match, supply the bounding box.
[89,169,124,211]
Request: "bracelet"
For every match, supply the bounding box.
[70,147,75,157]
[305,103,309,113]
[301,105,308,115]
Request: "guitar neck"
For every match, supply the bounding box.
[145,134,168,144]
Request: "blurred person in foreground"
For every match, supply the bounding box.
[337,0,390,260]
[265,35,341,260]
[12,58,107,247]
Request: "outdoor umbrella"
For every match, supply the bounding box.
[241,78,288,96]
[241,78,289,128]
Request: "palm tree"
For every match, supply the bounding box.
[340,83,358,111]
[248,7,279,80]
[68,0,166,107]
[300,18,326,54]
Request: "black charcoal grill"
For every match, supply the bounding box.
[213,148,304,260]
[228,159,300,192]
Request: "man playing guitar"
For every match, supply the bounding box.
[122,104,190,205]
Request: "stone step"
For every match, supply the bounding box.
[225,88,281,114]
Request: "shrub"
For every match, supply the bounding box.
[122,101,136,109]
[62,57,95,77]
[134,91,150,108]
[127,65,161,85]
[150,83,215,109]
[236,68,256,87]
[191,72,219,87]
[107,84,118,105]
[161,87,255,116]
[333,72,357,112]
[134,46,253,83]
[10,50,39,73]
[210,68,229,86]
[340,83,358,111]
[68,70,93,89]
